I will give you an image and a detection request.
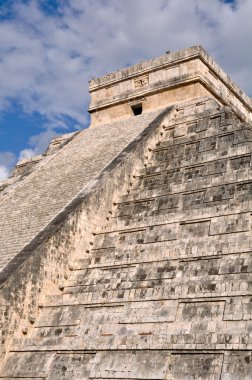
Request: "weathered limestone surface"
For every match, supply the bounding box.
[0,110,163,275]
[1,98,252,378]
[1,47,252,379]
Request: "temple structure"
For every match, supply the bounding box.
[0,46,252,378]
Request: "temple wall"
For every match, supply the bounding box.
[90,82,211,126]
[89,47,252,127]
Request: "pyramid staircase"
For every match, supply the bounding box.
[1,99,252,379]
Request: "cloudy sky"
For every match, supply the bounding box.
[0,0,251,179]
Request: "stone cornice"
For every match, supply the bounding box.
[89,46,202,89]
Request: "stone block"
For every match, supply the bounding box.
[221,352,252,379]
[166,353,223,379]
[47,353,94,380]
[209,213,250,235]
[90,351,169,379]
[0,352,55,377]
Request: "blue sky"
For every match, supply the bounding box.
[0,0,251,179]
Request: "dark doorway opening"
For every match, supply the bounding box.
[131,104,143,116]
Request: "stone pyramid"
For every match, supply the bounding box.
[0,46,252,379]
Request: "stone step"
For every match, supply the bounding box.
[156,123,248,150]
[88,233,252,269]
[145,143,251,171]
[131,154,252,194]
[12,298,252,352]
[68,250,252,276]
[47,270,252,309]
[61,251,252,277]
[93,212,252,251]
[112,182,252,221]
[107,204,252,235]
[2,349,252,380]
[157,126,252,151]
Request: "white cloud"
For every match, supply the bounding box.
[0,0,251,124]
[0,151,16,180]
[18,149,36,161]
[0,0,252,173]
[0,165,9,180]
[28,127,59,154]
[0,151,16,166]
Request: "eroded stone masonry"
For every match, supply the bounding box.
[0,46,252,379]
